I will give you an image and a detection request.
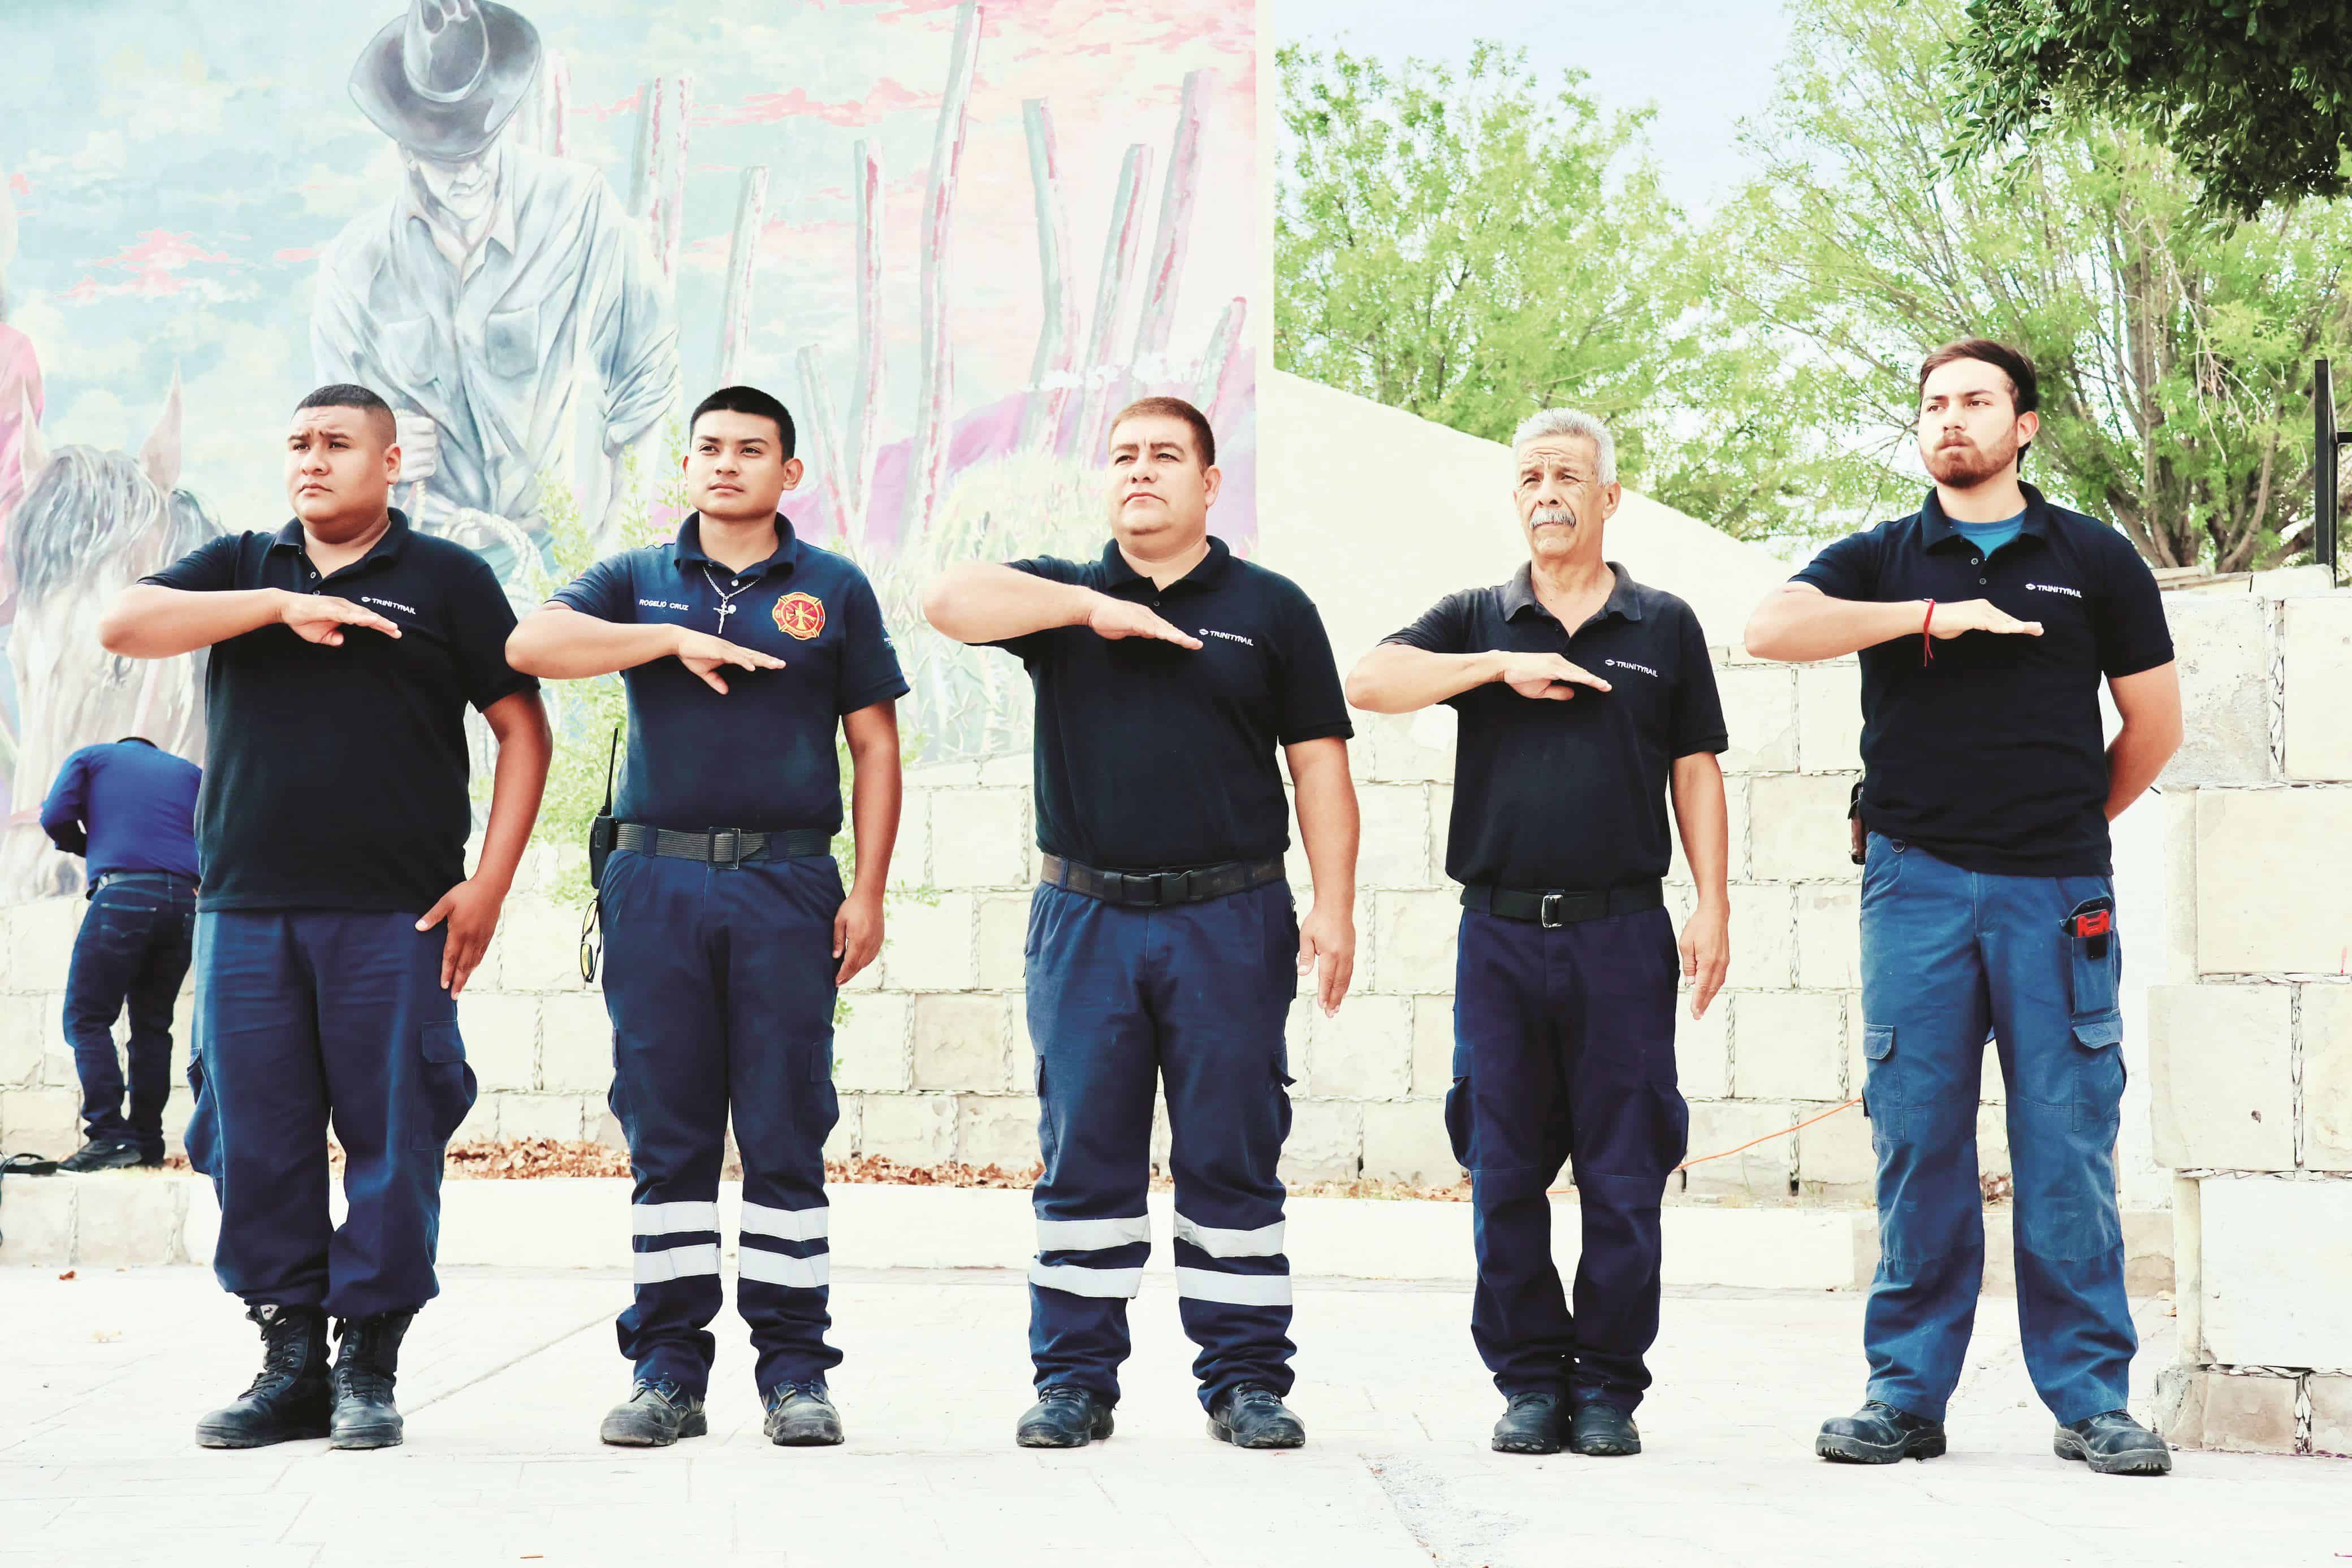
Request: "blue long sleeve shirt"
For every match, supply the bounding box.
[40,740,202,881]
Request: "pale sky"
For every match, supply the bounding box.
[1273,0,1793,215]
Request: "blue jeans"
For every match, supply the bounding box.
[64,874,196,1159]
[185,911,477,1320]
[1858,834,2133,1424]
[1024,879,1299,1410]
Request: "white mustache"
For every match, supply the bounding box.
[1532,506,1577,527]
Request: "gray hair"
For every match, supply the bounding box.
[1511,408,1617,486]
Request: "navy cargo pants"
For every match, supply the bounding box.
[1858,834,2134,1424]
[599,848,842,1400]
[1446,904,1687,1413]
[184,911,476,1320]
[66,873,197,1162]
[1025,879,1299,1410]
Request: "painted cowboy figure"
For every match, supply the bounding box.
[313,0,679,583]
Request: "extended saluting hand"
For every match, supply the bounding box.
[280,593,401,646]
[1084,594,1203,648]
[673,626,785,693]
[1491,650,1610,700]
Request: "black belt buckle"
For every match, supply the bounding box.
[1162,869,1194,904]
[1540,892,1565,929]
[1116,870,1158,906]
[709,828,744,870]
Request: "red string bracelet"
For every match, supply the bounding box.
[1921,599,1936,666]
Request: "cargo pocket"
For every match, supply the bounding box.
[183,1050,219,1178]
[2068,919,2125,1131]
[802,1034,841,1147]
[407,1020,479,1152]
[1861,1024,1900,1137]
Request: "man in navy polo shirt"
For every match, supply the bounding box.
[101,383,551,1451]
[41,735,202,1172]
[507,384,906,1450]
[1747,339,2183,1476]
[924,395,1359,1452]
[1348,407,1729,1461]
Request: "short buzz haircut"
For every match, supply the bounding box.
[1109,395,1215,469]
[1511,408,1617,486]
[293,383,395,444]
[1918,338,2039,466]
[690,385,797,458]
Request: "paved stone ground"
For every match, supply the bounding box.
[2,1266,2342,1567]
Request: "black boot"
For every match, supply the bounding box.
[2055,1410,2172,1476]
[328,1310,414,1450]
[763,1382,845,1446]
[600,1380,707,1447]
[58,1136,145,1173]
[1015,1386,1114,1449]
[1207,1383,1305,1450]
[1490,1391,1566,1454]
[1570,1402,1641,1457]
[194,1305,332,1448]
[1816,1401,1946,1464]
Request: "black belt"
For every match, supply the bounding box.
[1462,881,1663,928]
[90,870,197,896]
[612,822,831,868]
[1042,853,1285,907]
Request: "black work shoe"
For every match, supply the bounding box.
[1015,1385,1114,1448]
[1816,1401,1947,1464]
[763,1382,844,1447]
[1208,1383,1305,1450]
[1490,1391,1566,1454]
[1570,1402,1641,1457]
[2055,1410,2173,1476]
[196,1305,332,1448]
[58,1136,145,1173]
[599,1380,707,1447]
[327,1310,414,1450]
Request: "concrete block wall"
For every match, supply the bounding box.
[2148,586,2352,1458]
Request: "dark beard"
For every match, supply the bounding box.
[1926,439,2014,488]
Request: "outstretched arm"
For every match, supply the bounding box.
[921,562,1203,649]
[1347,644,1614,713]
[100,585,401,660]
[1744,582,2043,664]
[506,604,785,695]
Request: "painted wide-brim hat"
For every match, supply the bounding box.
[349,0,543,161]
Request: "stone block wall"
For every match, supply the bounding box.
[2149,586,2352,1458]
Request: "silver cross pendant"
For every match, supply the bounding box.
[715,601,736,632]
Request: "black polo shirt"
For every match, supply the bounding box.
[990,536,1352,870]
[140,509,536,913]
[1386,562,1726,892]
[552,513,907,833]
[1792,482,2173,877]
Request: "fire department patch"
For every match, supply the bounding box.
[773,592,825,640]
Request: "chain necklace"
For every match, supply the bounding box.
[702,565,755,635]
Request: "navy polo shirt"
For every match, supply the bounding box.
[140,509,536,912]
[39,740,202,881]
[1386,562,1727,891]
[991,536,1352,870]
[552,514,907,833]
[1792,482,2173,877]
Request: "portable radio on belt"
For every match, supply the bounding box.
[2065,896,2115,959]
[1847,778,1867,866]
[587,727,620,892]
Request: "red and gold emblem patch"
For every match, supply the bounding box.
[773,591,826,640]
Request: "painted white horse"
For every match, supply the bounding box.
[1,378,220,900]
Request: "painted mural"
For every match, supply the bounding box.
[1,0,1259,896]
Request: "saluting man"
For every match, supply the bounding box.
[923,395,1359,1452]
[1747,339,2182,1476]
[507,385,906,1450]
[1348,408,1730,1460]
[101,383,552,1451]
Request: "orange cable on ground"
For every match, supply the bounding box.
[1672,1097,1862,1173]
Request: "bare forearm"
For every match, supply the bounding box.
[922,562,1101,646]
[845,731,901,900]
[475,696,552,890]
[1344,645,1500,713]
[507,605,683,678]
[1746,590,1927,663]
[1289,749,1359,911]
[2104,721,2178,820]
[100,586,288,659]
[1671,755,1730,909]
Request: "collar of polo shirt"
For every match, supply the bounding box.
[1920,480,2057,553]
[270,506,415,572]
[673,512,801,582]
[1098,533,1234,592]
[1500,560,1645,625]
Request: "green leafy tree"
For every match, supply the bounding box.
[1275,42,1690,463]
[1689,0,2352,569]
[1943,0,2352,219]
